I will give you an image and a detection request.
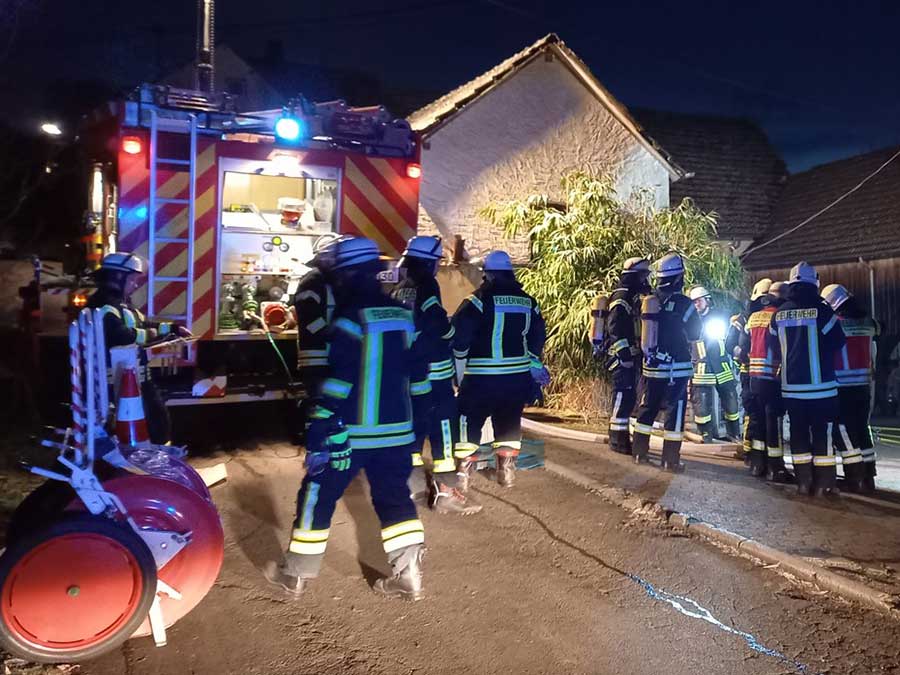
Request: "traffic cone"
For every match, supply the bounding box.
[115,366,150,447]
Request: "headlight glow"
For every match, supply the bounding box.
[704,317,727,341]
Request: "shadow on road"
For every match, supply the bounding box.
[341,472,390,584]
[227,459,284,569]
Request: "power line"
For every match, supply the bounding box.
[740,146,900,259]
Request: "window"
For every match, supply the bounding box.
[221,171,338,234]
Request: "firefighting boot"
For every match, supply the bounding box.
[766,466,790,483]
[632,430,650,464]
[263,560,310,597]
[861,476,876,495]
[725,419,742,444]
[373,544,425,601]
[495,448,519,488]
[430,481,483,515]
[660,440,685,473]
[455,456,474,494]
[748,442,767,477]
[814,486,841,500]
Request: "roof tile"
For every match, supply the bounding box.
[633,109,787,241]
[743,145,900,268]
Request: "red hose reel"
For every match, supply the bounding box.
[0,309,224,663]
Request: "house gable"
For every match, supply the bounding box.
[414,43,675,260]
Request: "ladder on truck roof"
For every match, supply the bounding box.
[147,109,198,330]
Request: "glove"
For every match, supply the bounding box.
[531,365,551,388]
[305,451,330,476]
[591,342,604,360]
[329,444,351,471]
[305,418,351,475]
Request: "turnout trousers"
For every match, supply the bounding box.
[457,372,531,460]
[608,366,638,454]
[785,396,839,491]
[747,379,785,475]
[294,366,328,443]
[832,385,876,484]
[410,376,463,492]
[413,376,460,472]
[691,380,742,441]
[632,376,689,466]
[285,446,423,579]
[739,372,752,458]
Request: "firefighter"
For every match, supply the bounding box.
[821,284,879,494]
[291,236,340,441]
[88,252,191,444]
[393,235,482,515]
[632,253,702,471]
[266,237,427,599]
[452,250,547,489]
[597,258,651,454]
[740,281,789,480]
[734,279,773,460]
[768,262,845,497]
[689,286,742,443]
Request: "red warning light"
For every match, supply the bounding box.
[406,162,422,179]
[122,136,143,155]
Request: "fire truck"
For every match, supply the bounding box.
[70,83,421,405]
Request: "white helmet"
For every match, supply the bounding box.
[622,257,650,274]
[400,236,443,263]
[99,252,146,274]
[655,252,685,279]
[482,250,513,272]
[750,278,772,300]
[332,237,381,270]
[312,232,342,254]
[790,261,819,287]
[689,286,710,301]
[821,283,850,310]
[769,281,788,299]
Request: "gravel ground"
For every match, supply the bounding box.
[43,444,900,675]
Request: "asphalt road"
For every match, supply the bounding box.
[76,443,900,675]
[538,434,900,597]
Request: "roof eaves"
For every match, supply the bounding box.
[408,34,558,135]
[408,34,684,180]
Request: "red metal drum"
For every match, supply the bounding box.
[121,448,212,501]
[68,475,224,635]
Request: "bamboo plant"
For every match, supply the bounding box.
[481,171,744,409]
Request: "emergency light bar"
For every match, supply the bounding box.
[275,116,307,142]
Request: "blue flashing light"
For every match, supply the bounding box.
[135,205,148,220]
[275,116,306,142]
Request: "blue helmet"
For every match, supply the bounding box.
[482,250,513,272]
[332,236,381,270]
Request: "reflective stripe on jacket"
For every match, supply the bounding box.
[834,315,877,386]
[451,279,546,377]
[768,287,845,400]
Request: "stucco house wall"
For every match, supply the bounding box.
[416,55,671,262]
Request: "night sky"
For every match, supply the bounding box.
[2,0,899,171]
